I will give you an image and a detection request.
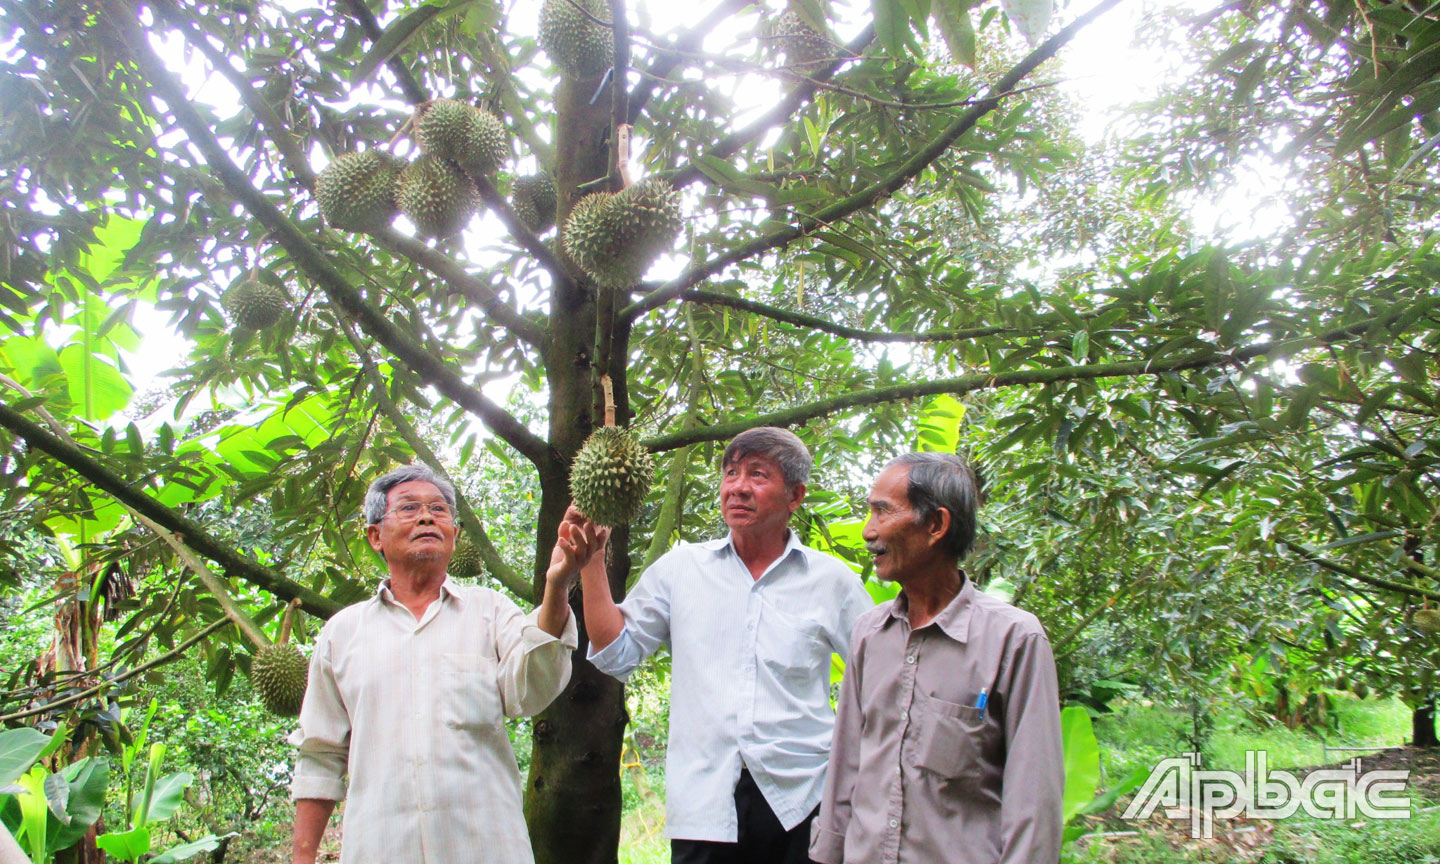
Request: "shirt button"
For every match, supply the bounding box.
[888,818,899,828]
[906,655,916,664]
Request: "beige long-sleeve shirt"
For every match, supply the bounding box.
[289,578,577,864]
[810,576,1063,864]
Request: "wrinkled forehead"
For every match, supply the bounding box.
[387,479,446,503]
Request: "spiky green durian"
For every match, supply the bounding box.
[414,99,509,178]
[252,642,308,717]
[450,537,483,579]
[225,279,290,331]
[569,426,654,527]
[776,10,833,67]
[1416,609,1440,634]
[561,178,683,287]
[511,172,558,233]
[397,155,478,239]
[315,151,403,231]
[539,0,612,79]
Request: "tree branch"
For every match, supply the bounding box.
[672,289,1011,342]
[339,0,429,106]
[663,24,876,189]
[0,617,233,723]
[639,302,1433,452]
[609,0,630,188]
[0,402,341,618]
[150,0,316,187]
[367,225,550,347]
[1280,538,1440,603]
[625,0,1122,324]
[469,175,575,292]
[625,0,752,125]
[118,19,555,471]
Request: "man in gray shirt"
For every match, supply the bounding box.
[810,452,1063,864]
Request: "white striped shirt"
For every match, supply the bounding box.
[290,578,577,864]
[589,531,872,842]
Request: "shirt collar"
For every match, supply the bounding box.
[708,529,806,566]
[887,571,973,643]
[377,576,464,609]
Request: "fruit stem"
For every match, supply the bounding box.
[601,374,616,427]
[278,598,301,646]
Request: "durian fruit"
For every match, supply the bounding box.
[252,600,308,717]
[511,172,558,233]
[225,279,290,331]
[1416,608,1440,634]
[539,0,612,79]
[414,99,509,178]
[315,150,403,231]
[776,10,833,67]
[397,155,479,239]
[562,178,683,287]
[569,426,655,526]
[252,642,308,717]
[450,537,483,579]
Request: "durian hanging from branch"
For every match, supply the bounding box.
[224,261,291,332]
[315,150,403,232]
[562,176,683,288]
[570,375,655,527]
[511,172,558,234]
[538,0,613,79]
[413,98,510,178]
[397,153,479,240]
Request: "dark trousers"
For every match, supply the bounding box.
[671,770,818,864]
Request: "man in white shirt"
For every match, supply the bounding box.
[570,427,872,864]
[289,464,603,864]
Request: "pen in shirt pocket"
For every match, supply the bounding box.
[975,688,988,721]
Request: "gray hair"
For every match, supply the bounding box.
[885,452,982,560]
[722,427,812,490]
[362,464,457,525]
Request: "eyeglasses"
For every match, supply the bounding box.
[383,502,455,522]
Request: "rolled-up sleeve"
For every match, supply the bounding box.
[587,559,672,681]
[495,598,579,718]
[289,628,349,802]
[998,631,1063,864]
[810,624,867,864]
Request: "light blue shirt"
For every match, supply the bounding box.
[589,531,872,842]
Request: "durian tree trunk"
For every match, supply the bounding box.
[1413,696,1439,748]
[522,66,632,864]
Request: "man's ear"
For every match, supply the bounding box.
[786,482,807,514]
[366,523,385,558]
[927,507,952,549]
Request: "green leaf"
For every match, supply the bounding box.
[0,729,50,787]
[15,766,48,863]
[352,3,470,85]
[47,758,108,853]
[151,834,235,864]
[56,344,131,421]
[1060,706,1101,824]
[97,827,151,862]
[138,772,192,825]
[933,0,977,66]
[914,395,965,453]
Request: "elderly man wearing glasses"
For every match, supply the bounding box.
[288,464,602,864]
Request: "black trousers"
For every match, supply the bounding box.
[671,770,818,864]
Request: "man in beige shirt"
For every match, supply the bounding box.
[289,464,603,864]
[811,453,1063,864]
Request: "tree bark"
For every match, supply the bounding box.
[1413,696,1439,748]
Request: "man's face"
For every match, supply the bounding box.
[862,464,937,583]
[365,480,458,567]
[719,453,804,536]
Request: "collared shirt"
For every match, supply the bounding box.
[290,578,578,864]
[810,576,1063,864]
[588,531,872,842]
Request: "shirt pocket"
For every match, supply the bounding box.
[756,604,828,685]
[440,652,503,731]
[913,691,992,780]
